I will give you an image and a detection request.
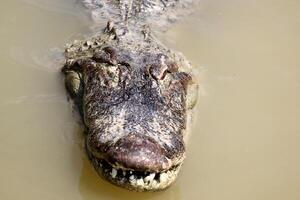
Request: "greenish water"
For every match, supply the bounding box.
[0,0,300,199]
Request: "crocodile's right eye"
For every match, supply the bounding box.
[149,61,179,80]
[149,64,168,80]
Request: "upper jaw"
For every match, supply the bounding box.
[86,133,185,191]
[105,134,174,172]
[86,133,185,172]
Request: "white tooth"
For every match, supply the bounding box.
[86,41,92,46]
[136,178,144,186]
[144,173,155,182]
[123,171,126,176]
[111,168,117,178]
[160,173,168,183]
[167,170,172,177]
[151,180,158,187]
[129,176,136,184]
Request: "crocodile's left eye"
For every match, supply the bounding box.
[93,46,117,65]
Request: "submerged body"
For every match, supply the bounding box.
[62,0,198,191]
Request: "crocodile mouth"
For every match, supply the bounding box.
[87,149,182,191]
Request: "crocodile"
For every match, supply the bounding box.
[61,0,199,191]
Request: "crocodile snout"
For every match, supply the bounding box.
[106,134,171,172]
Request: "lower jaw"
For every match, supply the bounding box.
[87,150,182,191]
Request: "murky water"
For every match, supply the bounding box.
[1,0,300,199]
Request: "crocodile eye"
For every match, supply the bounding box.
[149,64,168,80]
[92,46,117,65]
[148,60,179,80]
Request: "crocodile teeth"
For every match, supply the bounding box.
[144,173,155,182]
[129,176,136,184]
[150,180,158,187]
[136,178,144,186]
[90,157,182,189]
[160,173,168,183]
[111,168,117,178]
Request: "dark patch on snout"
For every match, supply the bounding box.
[106,134,170,172]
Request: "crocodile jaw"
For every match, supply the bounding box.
[87,150,182,191]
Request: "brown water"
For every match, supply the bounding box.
[1,0,300,199]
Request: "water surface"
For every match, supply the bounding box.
[0,0,300,199]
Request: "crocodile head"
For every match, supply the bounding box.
[62,25,198,191]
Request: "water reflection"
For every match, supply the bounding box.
[1,0,300,199]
